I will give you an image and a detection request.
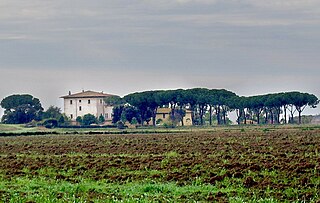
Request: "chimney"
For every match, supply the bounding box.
[82,89,85,93]
[68,91,71,95]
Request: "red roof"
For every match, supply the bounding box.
[60,90,115,99]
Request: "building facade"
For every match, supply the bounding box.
[60,90,115,122]
[154,107,193,126]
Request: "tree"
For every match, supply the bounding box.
[82,114,97,126]
[1,94,43,124]
[183,89,198,125]
[112,106,124,124]
[278,92,290,124]
[76,116,83,124]
[247,95,265,124]
[120,89,318,127]
[264,94,282,124]
[98,114,105,123]
[206,89,236,125]
[122,106,140,123]
[228,96,246,125]
[193,88,210,125]
[43,119,58,128]
[124,92,152,126]
[120,111,127,123]
[217,89,237,125]
[170,108,186,126]
[42,106,68,126]
[131,117,138,125]
[42,106,62,120]
[291,92,318,124]
[104,95,126,124]
[58,114,68,126]
[104,95,125,106]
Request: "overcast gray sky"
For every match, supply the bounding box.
[1,0,319,116]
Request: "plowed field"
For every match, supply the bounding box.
[0,127,319,202]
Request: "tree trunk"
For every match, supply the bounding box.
[152,108,157,126]
[236,109,241,125]
[283,106,287,124]
[298,110,302,124]
[209,105,212,126]
[170,102,175,118]
[224,105,228,125]
[200,104,206,125]
[191,105,195,126]
[265,111,268,124]
[141,109,146,126]
[199,106,203,125]
[180,106,184,126]
[244,109,247,124]
[215,106,221,125]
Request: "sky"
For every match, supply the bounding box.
[0,0,320,117]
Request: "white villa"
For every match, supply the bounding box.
[60,90,115,122]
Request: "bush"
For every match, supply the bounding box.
[76,116,83,124]
[43,119,58,129]
[117,121,125,129]
[131,117,138,125]
[156,119,163,125]
[82,114,97,126]
[98,114,105,123]
[163,122,175,128]
[25,120,39,128]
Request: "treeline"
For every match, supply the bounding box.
[109,88,319,125]
[0,94,103,127]
[1,89,318,126]
[0,94,68,127]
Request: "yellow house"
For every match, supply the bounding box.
[241,119,258,125]
[154,107,193,126]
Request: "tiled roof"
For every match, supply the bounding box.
[156,108,171,114]
[156,108,193,114]
[60,90,115,99]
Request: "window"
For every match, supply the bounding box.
[100,99,102,104]
[79,106,82,111]
[105,113,108,119]
[70,100,73,105]
[70,114,73,119]
[88,100,91,104]
[163,113,166,119]
[79,100,81,103]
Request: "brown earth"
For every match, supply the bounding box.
[0,128,319,201]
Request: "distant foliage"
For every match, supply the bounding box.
[131,117,138,125]
[41,106,62,120]
[1,94,43,124]
[42,119,58,129]
[116,121,125,129]
[98,114,105,123]
[82,114,97,126]
[121,88,318,126]
[76,116,83,124]
[1,89,318,126]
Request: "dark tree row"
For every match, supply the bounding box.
[1,90,318,126]
[232,92,319,125]
[110,89,318,126]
